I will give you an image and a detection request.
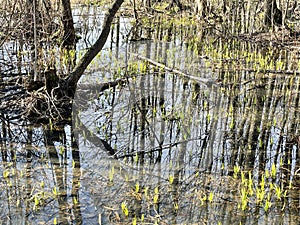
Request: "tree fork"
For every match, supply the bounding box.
[64,0,125,98]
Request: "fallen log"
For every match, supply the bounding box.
[129,52,216,87]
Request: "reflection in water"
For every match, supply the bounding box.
[0,4,300,225]
[73,39,300,224]
[0,122,86,224]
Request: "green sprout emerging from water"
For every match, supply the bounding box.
[240,187,248,210]
[264,193,272,212]
[121,201,129,217]
[3,169,10,179]
[208,192,214,203]
[271,163,276,178]
[52,186,58,196]
[109,166,115,183]
[169,174,174,184]
[153,186,159,204]
[232,163,291,212]
[135,182,140,193]
[233,165,240,179]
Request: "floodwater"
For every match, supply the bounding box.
[1,4,300,225]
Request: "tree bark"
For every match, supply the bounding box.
[264,0,282,29]
[64,0,124,97]
[195,0,209,17]
[166,0,183,11]
[61,0,76,47]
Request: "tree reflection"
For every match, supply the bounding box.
[72,38,300,223]
[0,120,82,224]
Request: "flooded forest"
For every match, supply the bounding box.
[1,0,300,224]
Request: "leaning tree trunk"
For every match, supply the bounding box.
[56,0,124,97]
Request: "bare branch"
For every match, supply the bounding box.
[66,0,125,95]
[129,52,214,87]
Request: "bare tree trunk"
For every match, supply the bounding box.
[174,0,183,10]
[64,0,125,97]
[194,0,209,17]
[166,0,183,11]
[143,0,151,11]
[264,0,282,29]
[264,0,273,28]
[61,0,76,47]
